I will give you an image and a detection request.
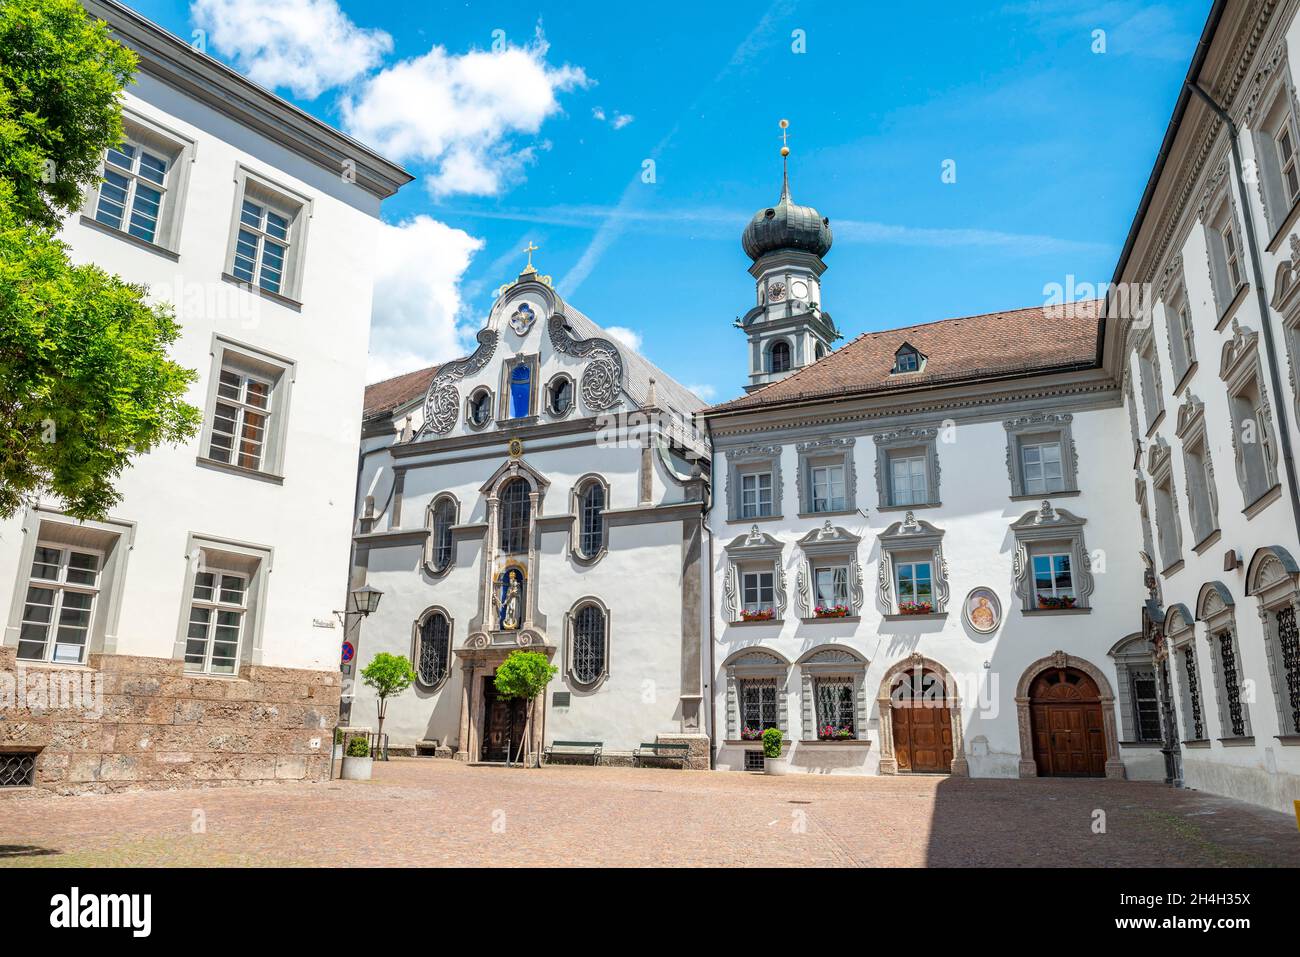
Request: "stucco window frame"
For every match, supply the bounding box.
[722,647,790,742]
[1010,503,1095,614]
[569,474,609,566]
[1174,393,1220,551]
[1167,604,1207,743]
[222,164,313,307]
[1203,185,1247,320]
[796,645,869,742]
[1245,547,1300,739]
[1136,332,1166,436]
[465,386,494,431]
[795,436,856,517]
[412,605,453,692]
[722,527,787,625]
[543,372,576,420]
[171,533,273,672]
[1146,438,1185,576]
[1108,632,1161,745]
[792,522,864,619]
[498,353,540,423]
[876,512,949,618]
[1249,57,1300,244]
[874,426,941,510]
[724,444,784,523]
[1196,579,1253,741]
[196,334,296,483]
[423,493,460,578]
[80,108,196,257]
[1161,275,1199,391]
[1220,320,1281,516]
[3,506,137,660]
[1003,411,1079,499]
[564,596,610,691]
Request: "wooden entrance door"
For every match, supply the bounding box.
[891,670,954,773]
[482,677,527,762]
[1029,667,1106,777]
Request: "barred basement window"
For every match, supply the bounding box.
[740,678,778,736]
[0,752,36,787]
[814,677,855,739]
[744,750,765,771]
[1276,605,1300,735]
[579,482,605,558]
[499,479,531,555]
[1182,645,1204,740]
[1217,630,1247,737]
[572,604,606,685]
[416,611,450,688]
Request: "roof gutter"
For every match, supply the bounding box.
[1105,0,1227,295]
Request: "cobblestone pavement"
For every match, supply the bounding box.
[1,759,1297,867]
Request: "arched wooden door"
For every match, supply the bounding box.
[890,669,954,773]
[1029,667,1106,777]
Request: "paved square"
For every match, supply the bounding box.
[1,760,1297,867]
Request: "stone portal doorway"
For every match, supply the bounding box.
[481,676,528,763]
[1028,667,1106,777]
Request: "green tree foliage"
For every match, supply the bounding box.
[0,0,201,520]
[0,0,136,229]
[762,727,782,759]
[493,651,557,766]
[359,652,416,740]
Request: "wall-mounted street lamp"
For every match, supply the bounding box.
[335,584,383,626]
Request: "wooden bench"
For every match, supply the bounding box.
[633,742,691,767]
[544,740,603,765]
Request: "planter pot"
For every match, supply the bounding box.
[764,756,788,776]
[341,756,373,781]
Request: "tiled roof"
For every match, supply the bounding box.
[362,364,439,419]
[707,300,1103,414]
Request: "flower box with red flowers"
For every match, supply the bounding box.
[740,608,775,622]
[813,605,850,618]
[817,724,856,740]
[1037,595,1077,610]
[740,726,768,741]
[897,601,933,615]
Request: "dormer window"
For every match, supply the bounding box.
[891,345,924,374]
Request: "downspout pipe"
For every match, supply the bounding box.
[1187,80,1300,549]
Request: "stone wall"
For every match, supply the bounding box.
[0,648,340,794]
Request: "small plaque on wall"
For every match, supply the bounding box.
[552,692,571,707]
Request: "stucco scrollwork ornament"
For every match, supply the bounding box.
[466,632,491,649]
[509,302,537,336]
[795,564,811,617]
[580,349,622,411]
[417,328,499,437]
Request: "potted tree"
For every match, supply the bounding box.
[359,652,416,754]
[493,650,558,767]
[762,726,787,775]
[341,735,373,780]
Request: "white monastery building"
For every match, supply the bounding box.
[0,0,411,791]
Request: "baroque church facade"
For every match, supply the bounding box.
[352,0,1300,815]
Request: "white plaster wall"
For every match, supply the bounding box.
[709,403,1151,777]
[0,74,387,673]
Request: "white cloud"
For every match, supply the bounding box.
[592,106,634,129]
[366,216,484,382]
[190,0,392,98]
[604,326,643,353]
[686,383,717,401]
[341,26,589,196]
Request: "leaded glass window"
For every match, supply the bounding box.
[572,604,606,685]
[579,482,605,558]
[814,677,855,739]
[1218,631,1247,737]
[431,498,455,572]
[416,612,450,687]
[499,479,531,554]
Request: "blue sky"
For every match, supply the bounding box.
[127,0,1208,399]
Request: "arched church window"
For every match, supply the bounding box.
[571,602,607,685]
[815,342,826,360]
[547,375,572,416]
[414,609,451,688]
[579,480,605,558]
[509,363,532,418]
[467,388,492,428]
[770,340,792,373]
[430,496,456,572]
[499,478,531,554]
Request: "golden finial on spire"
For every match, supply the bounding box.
[779,118,790,157]
[521,240,539,274]
[778,119,791,201]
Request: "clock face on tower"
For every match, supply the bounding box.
[768,281,787,302]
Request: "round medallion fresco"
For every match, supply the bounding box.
[962,587,1001,634]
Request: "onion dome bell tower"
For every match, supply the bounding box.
[738,119,841,392]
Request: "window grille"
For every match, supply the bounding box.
[572,604,606,684]
[1218,630,1247,737]
[814,678,855,738]
[1277,605,1300,735]
[743,750,765,771]
[740,678,778,735]
[417,613,450,687]
[0,753,35,788]
[1182,645,1204,739]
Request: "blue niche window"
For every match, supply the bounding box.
[509,363,532,418]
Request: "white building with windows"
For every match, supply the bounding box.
[0,0,411,792]
[347,267,712,766]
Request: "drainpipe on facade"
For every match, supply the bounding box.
[1188,81,1300,550]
